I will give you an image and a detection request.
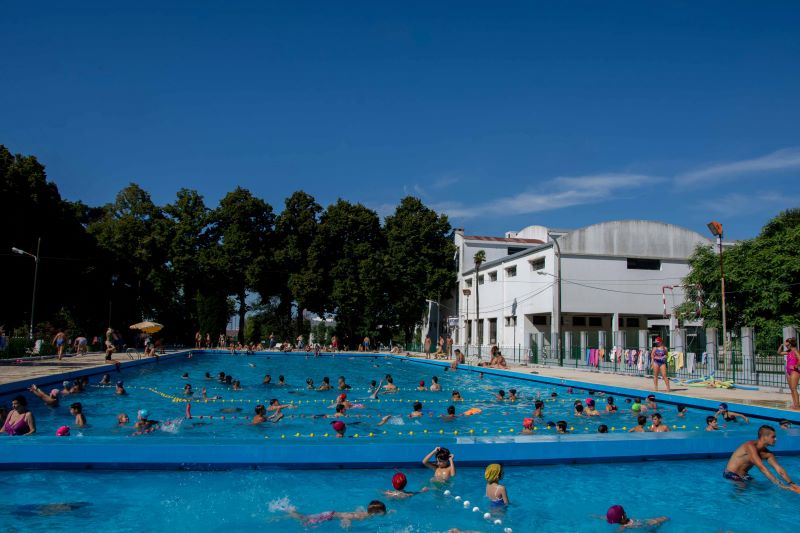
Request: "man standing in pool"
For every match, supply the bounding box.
[724,425,800,492]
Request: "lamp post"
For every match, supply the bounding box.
[707,221,728,375]
[11,237,41,340]
[425,299,440,348]
[462,288,471,357]
[548,233,563,366]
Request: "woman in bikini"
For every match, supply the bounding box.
[651,337,671,392]
[779,338,800,409]
[1,395,36,435]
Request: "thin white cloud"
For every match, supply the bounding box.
[431,175,460,189]
[432,173,662,220]
[700,191,792,215]
[676,147,800,189]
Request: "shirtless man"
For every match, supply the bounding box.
[52,331,67,360]
[723,425,800,492]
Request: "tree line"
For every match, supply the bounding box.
[1,144,456,347]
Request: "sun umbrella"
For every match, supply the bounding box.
[129,321,164,334]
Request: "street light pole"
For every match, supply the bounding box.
[462,288,471,358]
[707,221,728,375]
[548,233,563,366]
[12,237,41,340]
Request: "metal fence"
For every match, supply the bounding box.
[520,327,794,390]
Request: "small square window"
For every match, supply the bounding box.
[588,317,602,327]
[505,266,517,277]
[532,315,547,325]
[505,316,517,326]
[529,258,545,271]
[489,271,497,282]
[465,279,473,288]
[626,317,640,328]
[478,275,485,285]
[572,316,586,326]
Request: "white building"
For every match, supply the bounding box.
[449,220,711,357]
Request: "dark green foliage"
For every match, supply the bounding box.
[384,197,456,343]
[1,145,463,347]
[680,209,800,349]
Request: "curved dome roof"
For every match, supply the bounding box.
[558,220,711,259]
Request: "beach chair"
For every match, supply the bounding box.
[26,339,43,356]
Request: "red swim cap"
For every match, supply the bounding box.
[332,421,346,432]
[392,472,407,490]
[606,505,625,524]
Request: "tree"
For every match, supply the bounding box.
[275,191,324,338]
[384,196,456,343]
[163,189,213,341]
[679,209,800,351]
[473,250,486,346]
[1,145,110,338]
[88,184,173,330]
[312,200,386,347]
[207,187,275,342]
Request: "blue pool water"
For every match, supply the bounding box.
[1,352,775,442]
[2,458,798,532]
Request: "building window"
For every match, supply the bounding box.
[572,316,586,326]
[532,315,547,326]
[508,247,526,255]
[505,316,517,326]
[588,317,602,327]
[627,258,661,270]
[478,275,485,285]
[505,266,517,277]
[488,318,497,343]
[625,317,640,328]
[529,257,545,271]
[488,271,497,282]
[465,279,472,288]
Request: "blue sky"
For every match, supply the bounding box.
[2,1,799,239]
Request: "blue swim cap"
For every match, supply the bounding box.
[138,409,149,418]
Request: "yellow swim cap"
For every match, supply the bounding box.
[484,463,503,483]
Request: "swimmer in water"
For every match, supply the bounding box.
[604,504,668,529]
[287,500,386,528]
[723,425,800,492]
[422,446,456,481]
[484,463,509,506]
[521,418,534,435]
[629,415,647,433]
[441,405,457,421]
[430,376,442,392]
[383,472,428,499]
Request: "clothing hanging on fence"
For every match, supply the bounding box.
[701,352,708,366]
[687,352,696,373]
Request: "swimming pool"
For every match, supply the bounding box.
[3,351,800,470]
[2,352,788,441]
[2,457,797,532]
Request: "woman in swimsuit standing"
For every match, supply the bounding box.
[651,337,671,392]
[779,338,800,409]
[1,395,36,435]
